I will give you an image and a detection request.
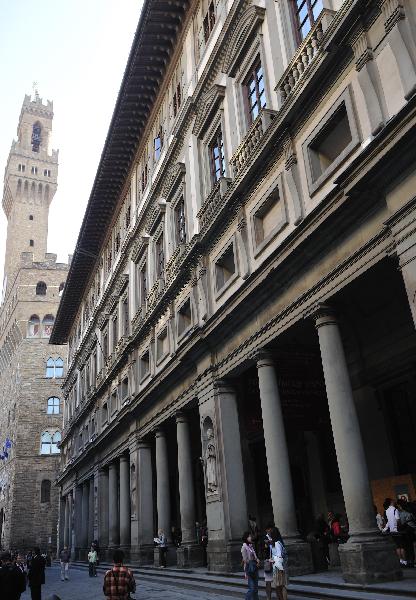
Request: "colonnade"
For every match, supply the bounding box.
[59,304,400,582]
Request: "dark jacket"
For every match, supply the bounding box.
[28,554,46,587]
[0,562,26,600]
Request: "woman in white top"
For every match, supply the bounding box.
[270,527,288,600]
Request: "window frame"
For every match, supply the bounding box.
[291,0,323,44]
[243,56,267,125]
[212,237,239,298]
[47,396,60,415]
[208,128,226,185]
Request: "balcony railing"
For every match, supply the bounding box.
[230,109,277,176]
[197,177,231,231]
[276,9,335,105]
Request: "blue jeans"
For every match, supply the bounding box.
[245,573,259,600]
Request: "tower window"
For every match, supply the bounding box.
[18,164,25,172]
[36,281,47,295]
[31,166,38,175]
[32,122,42,152]
[47,397,60,415]
[29,240,34,247]
[43,169,51,177]
[29,215,33,221]
[40,479,51,503]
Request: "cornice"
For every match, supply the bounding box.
[193,84,226,138]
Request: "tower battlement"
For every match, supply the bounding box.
[20,94,53,121]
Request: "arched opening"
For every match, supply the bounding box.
[36,281,47,296]
[42,314,54,337]
[28,314,40,337]
[47,397,60,415]
[32,122,42,152]
[55,357,64,377]
[45,358,55,378]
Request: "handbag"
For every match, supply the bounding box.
[264,545,273,573]
[247,559,258,576]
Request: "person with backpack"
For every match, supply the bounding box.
[270,527,288,600]
[0,551,26,600]
[103,550,136,600]
[241,531,259,600]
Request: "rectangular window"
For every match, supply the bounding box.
[203,1,216,42]
[175,199,187,246]
[140,262,147,305]
[103,331,108,360]
[173,83,182,117]
[177,298,192,338]
[122,377,129,399]
[254,189,283,247]
[209,129,226,184]
[244,59,267,124]
[154,129,163,162]
[156,327,169,361]
[122,298,129,335]
[156,234,165,279]
[31,166,38,175]
[215,244,236,291]
[112,315,118,349]
[292,0,323,42]
[111,391,118,414]
[140,350,150,380]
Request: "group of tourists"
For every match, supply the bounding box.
[241,524,288,600]
[0,547,46,600]
[378,497,416,567]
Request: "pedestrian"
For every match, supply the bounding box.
[0,550,26,600]
[88,544,98,577]
[58,545,70,581]
[103,549,136,600]
[155,529,168,568]
[396,499,416,568]
[270,527,288,600]
[263,525,275,600]
[200,519,208,567]
[248,515,260,556]
[374,505,385,531]
[27,547,46,600]
[241,531,259,600]
[314,514,330,563]
[382,498,406,566]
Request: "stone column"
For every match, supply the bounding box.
[68,492,75,559]
[81,481,89,552]
[88,477,95,547]
[256,352,313,574]
[119,455,131,549]
[63,495,70,548]
[74,486,83,558]
[155,429,171,565]
[109,462,120,547]
[98,468,109,549]
[304,431,328,519]
[130,439,154,564]
[313,304,401,583]
[176,412,203,567]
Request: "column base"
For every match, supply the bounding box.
[129,544,154,565]
[286,539,314,576]
[339,536,402,584]
[207,540,243,572]
[177,543,204,568]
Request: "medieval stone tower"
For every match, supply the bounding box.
[0,93,69,552]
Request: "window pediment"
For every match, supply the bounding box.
[193,85,226,138]
[131,234,151,263]
[161,162,186,201]
[222,5,266,77]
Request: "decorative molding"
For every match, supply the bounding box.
[283,134,297,171]
[193,84,226,138]
[380,0,405,34]
[161,162,186,201]
[131,234,150,263]
[222,5,266,77]
[351,29,373,71]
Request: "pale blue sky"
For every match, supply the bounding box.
[0,0,143,281]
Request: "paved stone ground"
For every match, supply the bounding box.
[20,565,240,600]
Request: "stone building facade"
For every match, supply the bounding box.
[0,94,68,552]
[52,0,416,584]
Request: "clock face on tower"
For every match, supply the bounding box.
[31,122,42,152]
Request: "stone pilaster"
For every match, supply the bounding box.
[119,455,131,551]
[130,438,154,564]
[109,462,120,547]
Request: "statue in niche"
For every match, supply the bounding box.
[130,464,137,518]
[205,428,218,494]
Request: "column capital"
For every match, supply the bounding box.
[213,378,236,394]
[175,410,190,424]
[252,349,275,368]
[305,302,339,328]
[155,427,167,439]
[119,454,129,464]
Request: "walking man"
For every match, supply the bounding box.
[88,544,98,577]
[59,546,70,581]
[27,547,46,600]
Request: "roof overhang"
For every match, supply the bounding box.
[50,0,190,345]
